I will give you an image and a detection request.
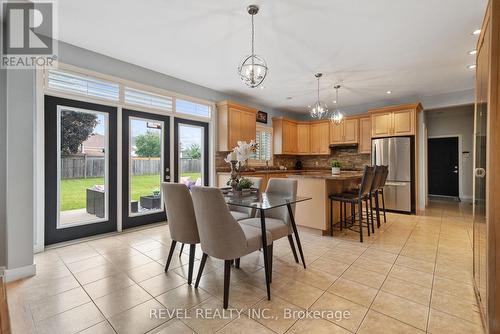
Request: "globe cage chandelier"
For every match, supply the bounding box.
[237,5,268,88]
[329,84,345,124]
[309,73,328,119]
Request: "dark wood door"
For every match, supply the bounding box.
[428,137,459,197]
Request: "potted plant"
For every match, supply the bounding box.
[331,160,341,175]
[237,177,254,194]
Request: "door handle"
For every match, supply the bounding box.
[475,168,486,178]
[452,170,458,174]
[164,175,171,181]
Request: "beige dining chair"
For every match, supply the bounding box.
[161,183,200,285]
[191,186,272,309]
[239,178,304,277]
[229,176,263,220]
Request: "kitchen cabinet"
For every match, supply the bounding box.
[369,104,421,138]
[296,123,310,154]
[330,118,358,144]
[358,117,371,154]
[310,121,330,154]
[217,100,257,151]
[273,118,298,154]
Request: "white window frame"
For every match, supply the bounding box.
[249,124,273,166]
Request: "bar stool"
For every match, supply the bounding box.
[329,166,375,242]
[374,165,388,224]
[369,166,385,230]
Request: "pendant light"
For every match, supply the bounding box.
[329,84,345,124]
[237,5,268,88]
[309,73,328,119]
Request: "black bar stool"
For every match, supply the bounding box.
[368,166,385,230]
[376,166,389,224]
[329,166,375,242]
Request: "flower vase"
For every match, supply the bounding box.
[229,160,239,193]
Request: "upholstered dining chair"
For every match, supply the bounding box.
[229,177,263,220]
[239,178,304,279]
[191,186,272,309]
[161,183,200,285]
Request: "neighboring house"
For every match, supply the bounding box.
[81,134,105,157]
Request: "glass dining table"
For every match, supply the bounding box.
[223,191,311,300]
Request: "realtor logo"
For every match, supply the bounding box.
[1,1,57,68]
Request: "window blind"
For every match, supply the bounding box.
[252,127,272,162]
[176,98,211,118]
[124,87,173,111]
[47,69,119,101]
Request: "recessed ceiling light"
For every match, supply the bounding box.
[307,105,311,108]
[468,64,477,69]
[386,90,392,94]
[260,86,265,90]
[332,100,337,104]
[469,49,477,55]
[472,29,481,35]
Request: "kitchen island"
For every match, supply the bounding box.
[287,171,363,234]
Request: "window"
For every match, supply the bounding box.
[250,125,273,165]
[47,69,119,101]
[124,87,173,111]
[176,98,211,118]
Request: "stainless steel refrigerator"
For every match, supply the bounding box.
[372,137,414,213]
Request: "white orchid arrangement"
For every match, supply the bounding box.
[224,140,257,167]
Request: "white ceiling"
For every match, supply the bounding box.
[56,0,487,113]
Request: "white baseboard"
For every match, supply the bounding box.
[4,264,36,282]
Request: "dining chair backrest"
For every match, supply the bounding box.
[370,165,384,193]
[161,183,200,244]
[378,165,389,190]
[358,166,376,198]
[264,178,297,227]
[191,186,248,260]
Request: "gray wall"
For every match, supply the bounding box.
[57,41,296,124]
[5,70,36,274]
[426,104,474,199]
[0,69,6,268]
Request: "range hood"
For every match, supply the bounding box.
[329,143,358,148]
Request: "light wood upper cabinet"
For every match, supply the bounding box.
[359,117,371,154]
[369,103,421,138]
[329,123,343,144]
[329,118,358,144]
[297,123,310,154]
[343,119,359,143]
[371,112,392,137]
[392,109,414,135]
[310,121,330,154]
[273,118,298,155]
[217,101,257,151]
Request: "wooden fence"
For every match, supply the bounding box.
[61,156,201,179]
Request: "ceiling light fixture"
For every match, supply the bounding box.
[329,84,344,125]
[468,64,477,69]
[237,5,268,88]
[469,49,477,55]
[472,29,481,35]
[309,73,328,119]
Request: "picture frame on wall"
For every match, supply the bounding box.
[256,110,268,124]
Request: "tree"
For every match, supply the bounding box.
[184,143,201,159]
[61,111,98,155]
[135,131,161,157]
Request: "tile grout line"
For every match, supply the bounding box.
[424,213,443,333]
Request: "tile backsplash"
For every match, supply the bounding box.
[216,147,370,171]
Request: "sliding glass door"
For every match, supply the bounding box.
[174,118,209,186]
[122,109,170,229]
[44,96,117,245]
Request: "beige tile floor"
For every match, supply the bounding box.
[6,200,484,334]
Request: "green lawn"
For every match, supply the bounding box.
[60,172,201,211]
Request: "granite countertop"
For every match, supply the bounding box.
[287,171,364,180]
[216,168,332,174]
